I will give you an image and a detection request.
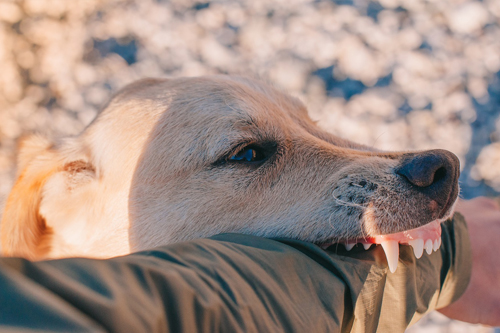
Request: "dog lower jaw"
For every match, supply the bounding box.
[320,213,454,273]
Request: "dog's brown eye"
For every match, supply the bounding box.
[229,147,266,163]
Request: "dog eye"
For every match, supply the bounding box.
[229,147,267,163]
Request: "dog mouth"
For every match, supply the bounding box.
[318,215,451,273]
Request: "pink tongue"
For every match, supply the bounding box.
[362,220,442,245]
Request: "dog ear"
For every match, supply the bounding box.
[0,135,83,259]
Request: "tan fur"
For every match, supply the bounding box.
[0,76,459,260]
[1,136,57,259]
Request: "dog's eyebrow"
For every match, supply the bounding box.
[230,110,282,136]
[234,118,256,128]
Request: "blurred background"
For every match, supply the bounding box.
[0,0,498,331]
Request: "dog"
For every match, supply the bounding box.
[0,75,459,272]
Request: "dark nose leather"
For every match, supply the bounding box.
[395,149,460,210]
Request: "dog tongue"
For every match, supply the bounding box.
[344,220,443,273]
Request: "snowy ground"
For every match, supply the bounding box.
[0,0,499,331]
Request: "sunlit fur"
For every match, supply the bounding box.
[0,76,458,260]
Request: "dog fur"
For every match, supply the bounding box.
[0,75,459,260]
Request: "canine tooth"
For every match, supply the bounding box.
[408,239,424,259]
[380,240,399,273]
[362,242,372,250]
[425,239,433,255]
[345,243,355,251]
[433,239,440,252]
[438,238,442,248]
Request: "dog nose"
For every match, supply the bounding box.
[395,149,460,209]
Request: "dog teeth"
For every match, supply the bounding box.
[425,239,433,254]
[344,242,373,251]
[345,243,355,251]
[362,242,372,250]
[336,236,442,273]
[380,240,399,273]
[408,239,424,259]
[381,237,442,273]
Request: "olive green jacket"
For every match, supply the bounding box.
[0,214,471,332]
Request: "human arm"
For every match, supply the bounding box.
[437,197,500,326]
[0,215,471,333]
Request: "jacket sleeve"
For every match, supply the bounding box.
[0,214,471,333]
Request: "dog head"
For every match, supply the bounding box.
[1,75,459,259]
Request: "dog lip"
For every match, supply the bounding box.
[366,218,443,244]
[316,218,443,248]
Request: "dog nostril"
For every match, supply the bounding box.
[396,153,449,188]
[433,167,446,184]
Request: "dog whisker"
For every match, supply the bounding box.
[332,196,367,209]
[370,132,386,150]
[327,213,338,231]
